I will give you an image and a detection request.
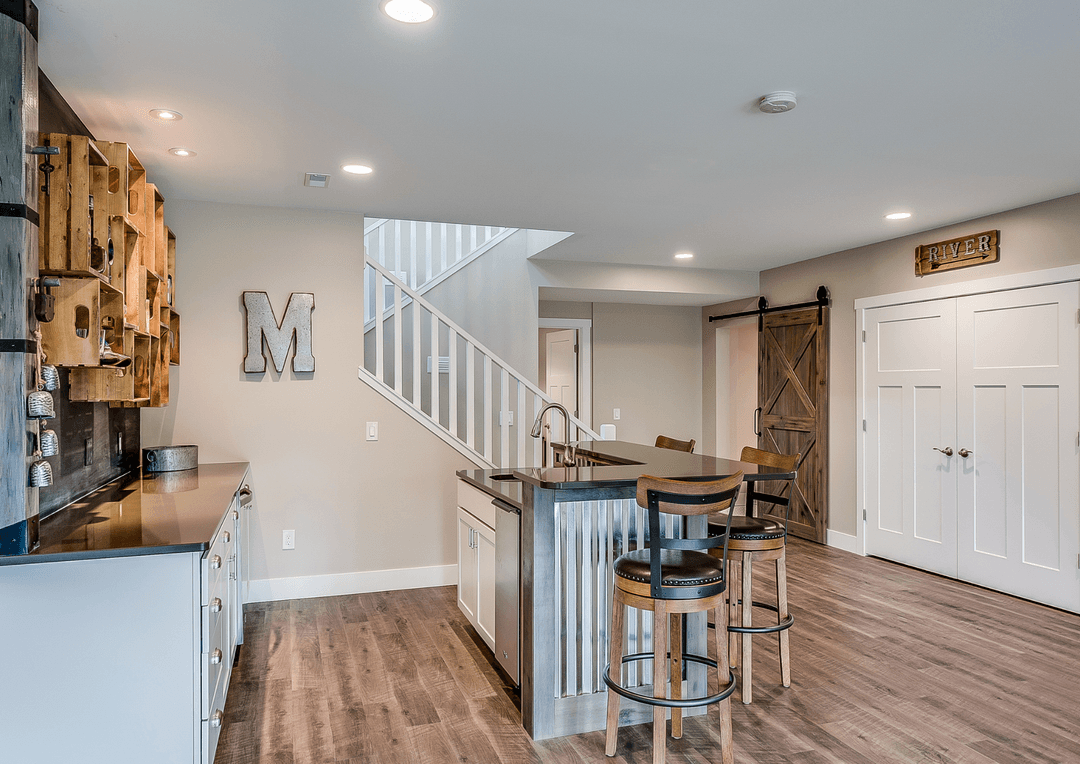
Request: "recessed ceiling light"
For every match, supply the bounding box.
[383,0,435,23]
[149,109,183,121]
[885,211,912,220]
[342,164,373,175]
[675,252,694,260]
[168,147,196,157]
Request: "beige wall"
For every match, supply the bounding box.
[592,303,702,447]
[142,200,473,589]
[705,192,1080,538]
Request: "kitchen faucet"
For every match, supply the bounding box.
[530,402,576,464]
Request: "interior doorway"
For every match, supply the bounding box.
[538,318,592,439]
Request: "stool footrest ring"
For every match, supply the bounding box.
[706,599,795,635]
[603,652,737,709]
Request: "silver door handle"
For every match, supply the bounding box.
[958,448,972,458]
[933,447,953,456]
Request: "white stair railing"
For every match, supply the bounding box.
[360,256,598,469]
[364,218,517,324]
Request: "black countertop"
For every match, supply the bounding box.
[0,462,250,566]
[459,440,785,498]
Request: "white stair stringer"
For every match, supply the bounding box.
[360,256,599,471]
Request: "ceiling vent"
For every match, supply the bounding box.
[304,173,330,188]
[758,91,797,114]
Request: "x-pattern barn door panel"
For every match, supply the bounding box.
[758,307,829,543]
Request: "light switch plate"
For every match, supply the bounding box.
[366,422,379,441]
[613,408,621,420]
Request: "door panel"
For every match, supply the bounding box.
[758,307,829,542]
[864,300,957,577]
[956,282,1080,612]
[545,329,577,441]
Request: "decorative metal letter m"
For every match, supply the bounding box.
[243,291,316,373]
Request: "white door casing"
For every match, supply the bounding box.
[955,282,1080,611]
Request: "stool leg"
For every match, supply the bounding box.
[670,612,682,739]
[605,590,626,757]
[777,546,791,688]
[652,600,669,764]
[741,551,753,704]
[714,597,734,764]
[727,558,739,668]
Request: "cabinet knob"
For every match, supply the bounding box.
[222,530,231,543]
[210,648,223,665]
[211,554,222,570]
[211,710,224,728]
[211,597,222,613]
[233,509,239,521]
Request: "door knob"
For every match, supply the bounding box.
[958,448,972,458]
[933,447,953,456]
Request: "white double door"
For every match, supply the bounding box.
[864,281,1080,612]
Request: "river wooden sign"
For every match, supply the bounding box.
[915,230,999,276]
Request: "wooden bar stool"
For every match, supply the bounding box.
[708,446,798,704]
[654,435,696,453]
[604,472,741,764]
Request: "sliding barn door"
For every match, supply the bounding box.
[955,282,1080,612]
[758,307,829,543]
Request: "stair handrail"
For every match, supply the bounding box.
[363,255,600,445]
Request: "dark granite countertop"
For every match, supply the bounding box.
[0,462,250,566]
[459,440,788,496]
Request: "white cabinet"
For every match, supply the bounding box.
[457,481,497,650]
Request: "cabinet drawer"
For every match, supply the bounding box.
[201,521,233,606]
[458,480,496,529]
[201,597,227,719]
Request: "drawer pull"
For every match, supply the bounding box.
[211,710,224,728]
[211,597,222,613]
[211,554,222,570]
[222,530,231,544]
[210,648,223,665]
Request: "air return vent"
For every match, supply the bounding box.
[304,173,330,188]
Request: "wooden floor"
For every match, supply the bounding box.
[215,538,1080,763]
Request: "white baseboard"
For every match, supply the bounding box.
[245,563,458,603]
[826,529,860,554]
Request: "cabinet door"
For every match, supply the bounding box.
[475,520,497,651]
[457,508,479,625]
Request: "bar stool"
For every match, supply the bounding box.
[604,472,741,764]
[654,435,696,453]
[708,446,798,704]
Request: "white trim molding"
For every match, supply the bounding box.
[826,529,860,554]
[246,563,457,603]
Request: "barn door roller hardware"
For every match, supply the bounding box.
[709,285,830,330]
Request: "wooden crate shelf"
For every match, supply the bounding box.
[36,133,180,407]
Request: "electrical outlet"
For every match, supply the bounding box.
[282,530,295,550]
[84,437,93,466]
[366,422,379,441]
[613,408,621,420]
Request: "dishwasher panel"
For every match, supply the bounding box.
[493,498,520,686]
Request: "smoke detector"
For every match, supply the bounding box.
[758,91,797,114]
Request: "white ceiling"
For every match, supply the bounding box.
[37,0,1080,274]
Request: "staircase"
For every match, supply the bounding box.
[360,254,598,470]
[364,218,516,324]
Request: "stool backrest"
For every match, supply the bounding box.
[655,435,696,453]
[739,446,799,523]
[637,472,743,600]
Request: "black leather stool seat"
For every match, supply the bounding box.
[614,548,725,586]
[708,514,785,541]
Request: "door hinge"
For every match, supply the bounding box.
[862,330,866,342]
[862,419,867,431]
[863,509,867,521]
[574,344,579,354]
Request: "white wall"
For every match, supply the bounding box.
[592,303,702,448]
[142,200,473,599]
[705,191,1080,539]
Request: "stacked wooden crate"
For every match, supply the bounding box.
[37,133,180,407]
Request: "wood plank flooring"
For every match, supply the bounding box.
[215,538,1080,763]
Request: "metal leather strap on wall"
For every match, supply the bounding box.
[708,285,831,330]
[0,339,38,354]
[0,203,39,227]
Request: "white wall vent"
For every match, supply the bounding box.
[304,173,330,188]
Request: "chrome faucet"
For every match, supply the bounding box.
[530,402,576,464]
